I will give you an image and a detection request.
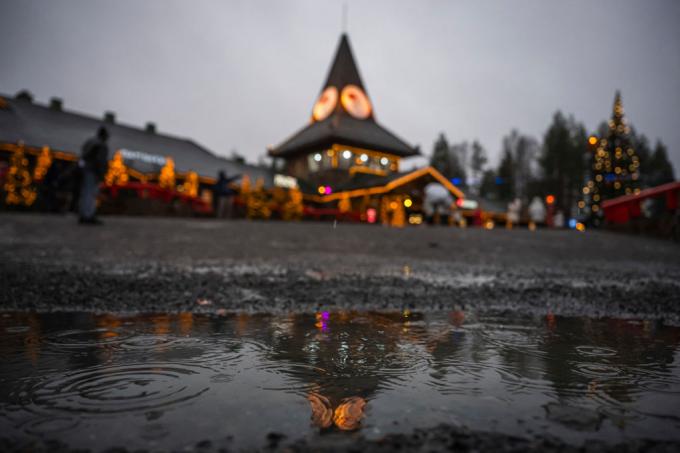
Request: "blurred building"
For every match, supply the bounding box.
[269,34,463,225]
[0,91,270,214]
[0,34,465,223]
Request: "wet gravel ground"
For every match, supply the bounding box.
[3,425,680,453]
[1,214,679,323]
[2,213,680,453]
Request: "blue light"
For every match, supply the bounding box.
[605,173,617,182]
[495,177,504,185]
[451,178,462,185]
[568,219,577,229]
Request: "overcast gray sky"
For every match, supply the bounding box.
[1,0,679,172]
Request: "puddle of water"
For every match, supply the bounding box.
[1,311,679,450]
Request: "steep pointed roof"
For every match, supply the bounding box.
[322,33,367,96]
[269,34,418,158]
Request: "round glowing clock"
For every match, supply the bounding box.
[340,85,372,119]
[312,86,338,121]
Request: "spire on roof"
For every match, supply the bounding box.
[321,34,367,95]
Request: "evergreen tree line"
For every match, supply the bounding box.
[429,111,675,214]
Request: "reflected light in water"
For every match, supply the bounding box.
[333,396,366,431]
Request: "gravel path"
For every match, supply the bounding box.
[1,214,679,323]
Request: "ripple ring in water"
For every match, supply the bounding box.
[573,362,624,379]
[43,328,133,350]
[575,345,618,357]
[23,416,81,435]
[30,364,209,414]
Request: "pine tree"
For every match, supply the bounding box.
[4,143,37,206]
[647,141,675,187]
[470,140,487,185]
[430,133,451,177]
[586,92,641,215]
[496,149,514,202]
[541,112,588,214]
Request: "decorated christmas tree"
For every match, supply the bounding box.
[105,150,129,186]
[281,187,304,221]
[584,91,640,215]
[4,143,37,206]
[159,157,176,190]
[246,178,272,220]
[33,146,53,182]
[182,171,199,197]
[246,177,271,220]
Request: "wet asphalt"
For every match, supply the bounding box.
[2,213,680,453]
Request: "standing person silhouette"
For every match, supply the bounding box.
[78,126,110,225]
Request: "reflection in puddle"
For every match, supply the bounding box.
[0,311,679,450]
[308,392,366,431]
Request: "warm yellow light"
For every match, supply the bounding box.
[403,198,412,208]
[576,222,586,232]
[578,201,585,208]
[389,201,398,210]
[484,220,495,230]
[312,86,338,122]
[318,186,326,195]
[588,136,598,145]
[340,84,372,119]
[582,187,590,195]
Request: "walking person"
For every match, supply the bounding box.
[213,171,240,219]
[78,126,110,225]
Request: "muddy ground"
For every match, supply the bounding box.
[1,213,680,452]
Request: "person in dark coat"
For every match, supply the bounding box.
[78,126,110,224]
[213,171,240,219]
[41,159,63,213]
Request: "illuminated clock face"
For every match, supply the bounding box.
[341,85,372,119]
[312,86,338,121]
